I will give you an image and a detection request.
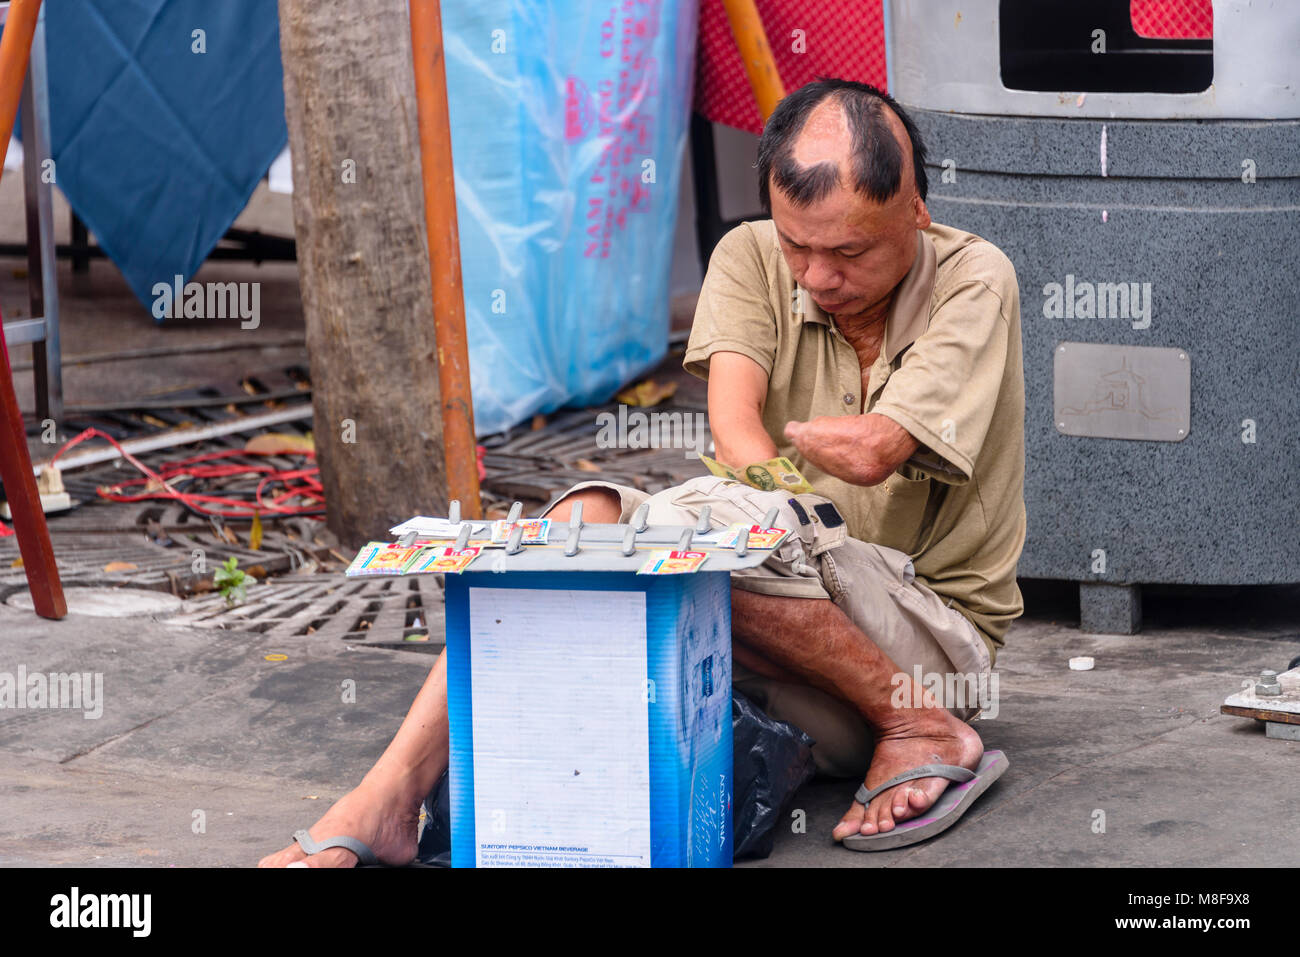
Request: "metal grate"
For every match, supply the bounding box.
[4,366,324,594]
[0,525,312,594]
[162,573,446,651]
[479,403,712,510]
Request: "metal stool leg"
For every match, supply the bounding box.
[0,0,66,620]
[18,3,60,425]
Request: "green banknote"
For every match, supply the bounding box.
[698,454,815,494]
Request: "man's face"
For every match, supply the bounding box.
[771,181,926,321]
[767,103,930,322]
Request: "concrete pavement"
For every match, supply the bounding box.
[0,579,1296,867]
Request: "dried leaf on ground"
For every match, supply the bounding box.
[244,433,315,455]
[616,378,677,407]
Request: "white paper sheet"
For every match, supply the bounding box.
[389,516,490,538]
[468,586,651,867]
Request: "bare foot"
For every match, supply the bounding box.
[832,712,983,841]
[257,783,421,868]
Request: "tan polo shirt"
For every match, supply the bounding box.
[683,219,1027,659]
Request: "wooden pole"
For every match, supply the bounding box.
[408,0,481,519]
[721,0,786,123]
[0,0,66,620]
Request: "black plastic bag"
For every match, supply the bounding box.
[415,689,816,865]
[731,689,816,861]
[415,770,453,867]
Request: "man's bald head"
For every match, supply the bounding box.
[756,79,929,213]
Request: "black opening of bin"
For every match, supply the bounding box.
[1000,0,1213,94]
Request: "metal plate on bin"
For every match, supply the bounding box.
[1054,343,1190,441]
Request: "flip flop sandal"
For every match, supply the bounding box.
[841,749,1009,851]
[291,829,380,866]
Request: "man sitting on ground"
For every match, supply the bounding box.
[260,78,1025,865]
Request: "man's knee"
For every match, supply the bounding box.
[548,486,622,523]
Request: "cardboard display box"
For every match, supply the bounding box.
[444,570,733,868]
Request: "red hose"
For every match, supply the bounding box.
[50,428,324,520]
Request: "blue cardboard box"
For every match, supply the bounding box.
[444,570,733,867]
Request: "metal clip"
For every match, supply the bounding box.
[734,530,748,557]
[506,501,523,524]
[632,503,650,532]
[695,505,713,534]
[564,501,584,556]
[505,524,525,555]
[621,524,637,556]
[454,523,472,548]
[677,528,694,550]
[398,530,418,548]
[448,499,461,525]
[761,507,780,530]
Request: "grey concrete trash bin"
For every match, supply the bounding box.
[886,0,1300,633]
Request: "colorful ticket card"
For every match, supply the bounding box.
[410,546,481,575]
[490,518,550,545]
[345,542,424,576]
[718,524,790,550]
[637,549,709,575]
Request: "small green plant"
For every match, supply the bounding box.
[214,556,248,607]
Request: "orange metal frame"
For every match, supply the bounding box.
[408,0,482,518]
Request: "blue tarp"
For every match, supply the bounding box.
[44,0,287,309]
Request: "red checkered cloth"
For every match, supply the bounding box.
[694,0,886,135]
[694,0,1213,133]
[1130,0,1212,39]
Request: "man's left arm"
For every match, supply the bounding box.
[786,256,1016,487]
[784,412,919,487]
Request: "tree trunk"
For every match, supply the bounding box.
[278,0,448,548]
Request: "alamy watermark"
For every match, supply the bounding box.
[0,666,103,719]
[1042,274,1152,330]
[50,887,150,936]
[151,274,260,329]
[595,405,708,460]
[890,665,999,719]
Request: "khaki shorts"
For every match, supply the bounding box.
[543,475,993,779]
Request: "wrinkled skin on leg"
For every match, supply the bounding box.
[730,589,983,839]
